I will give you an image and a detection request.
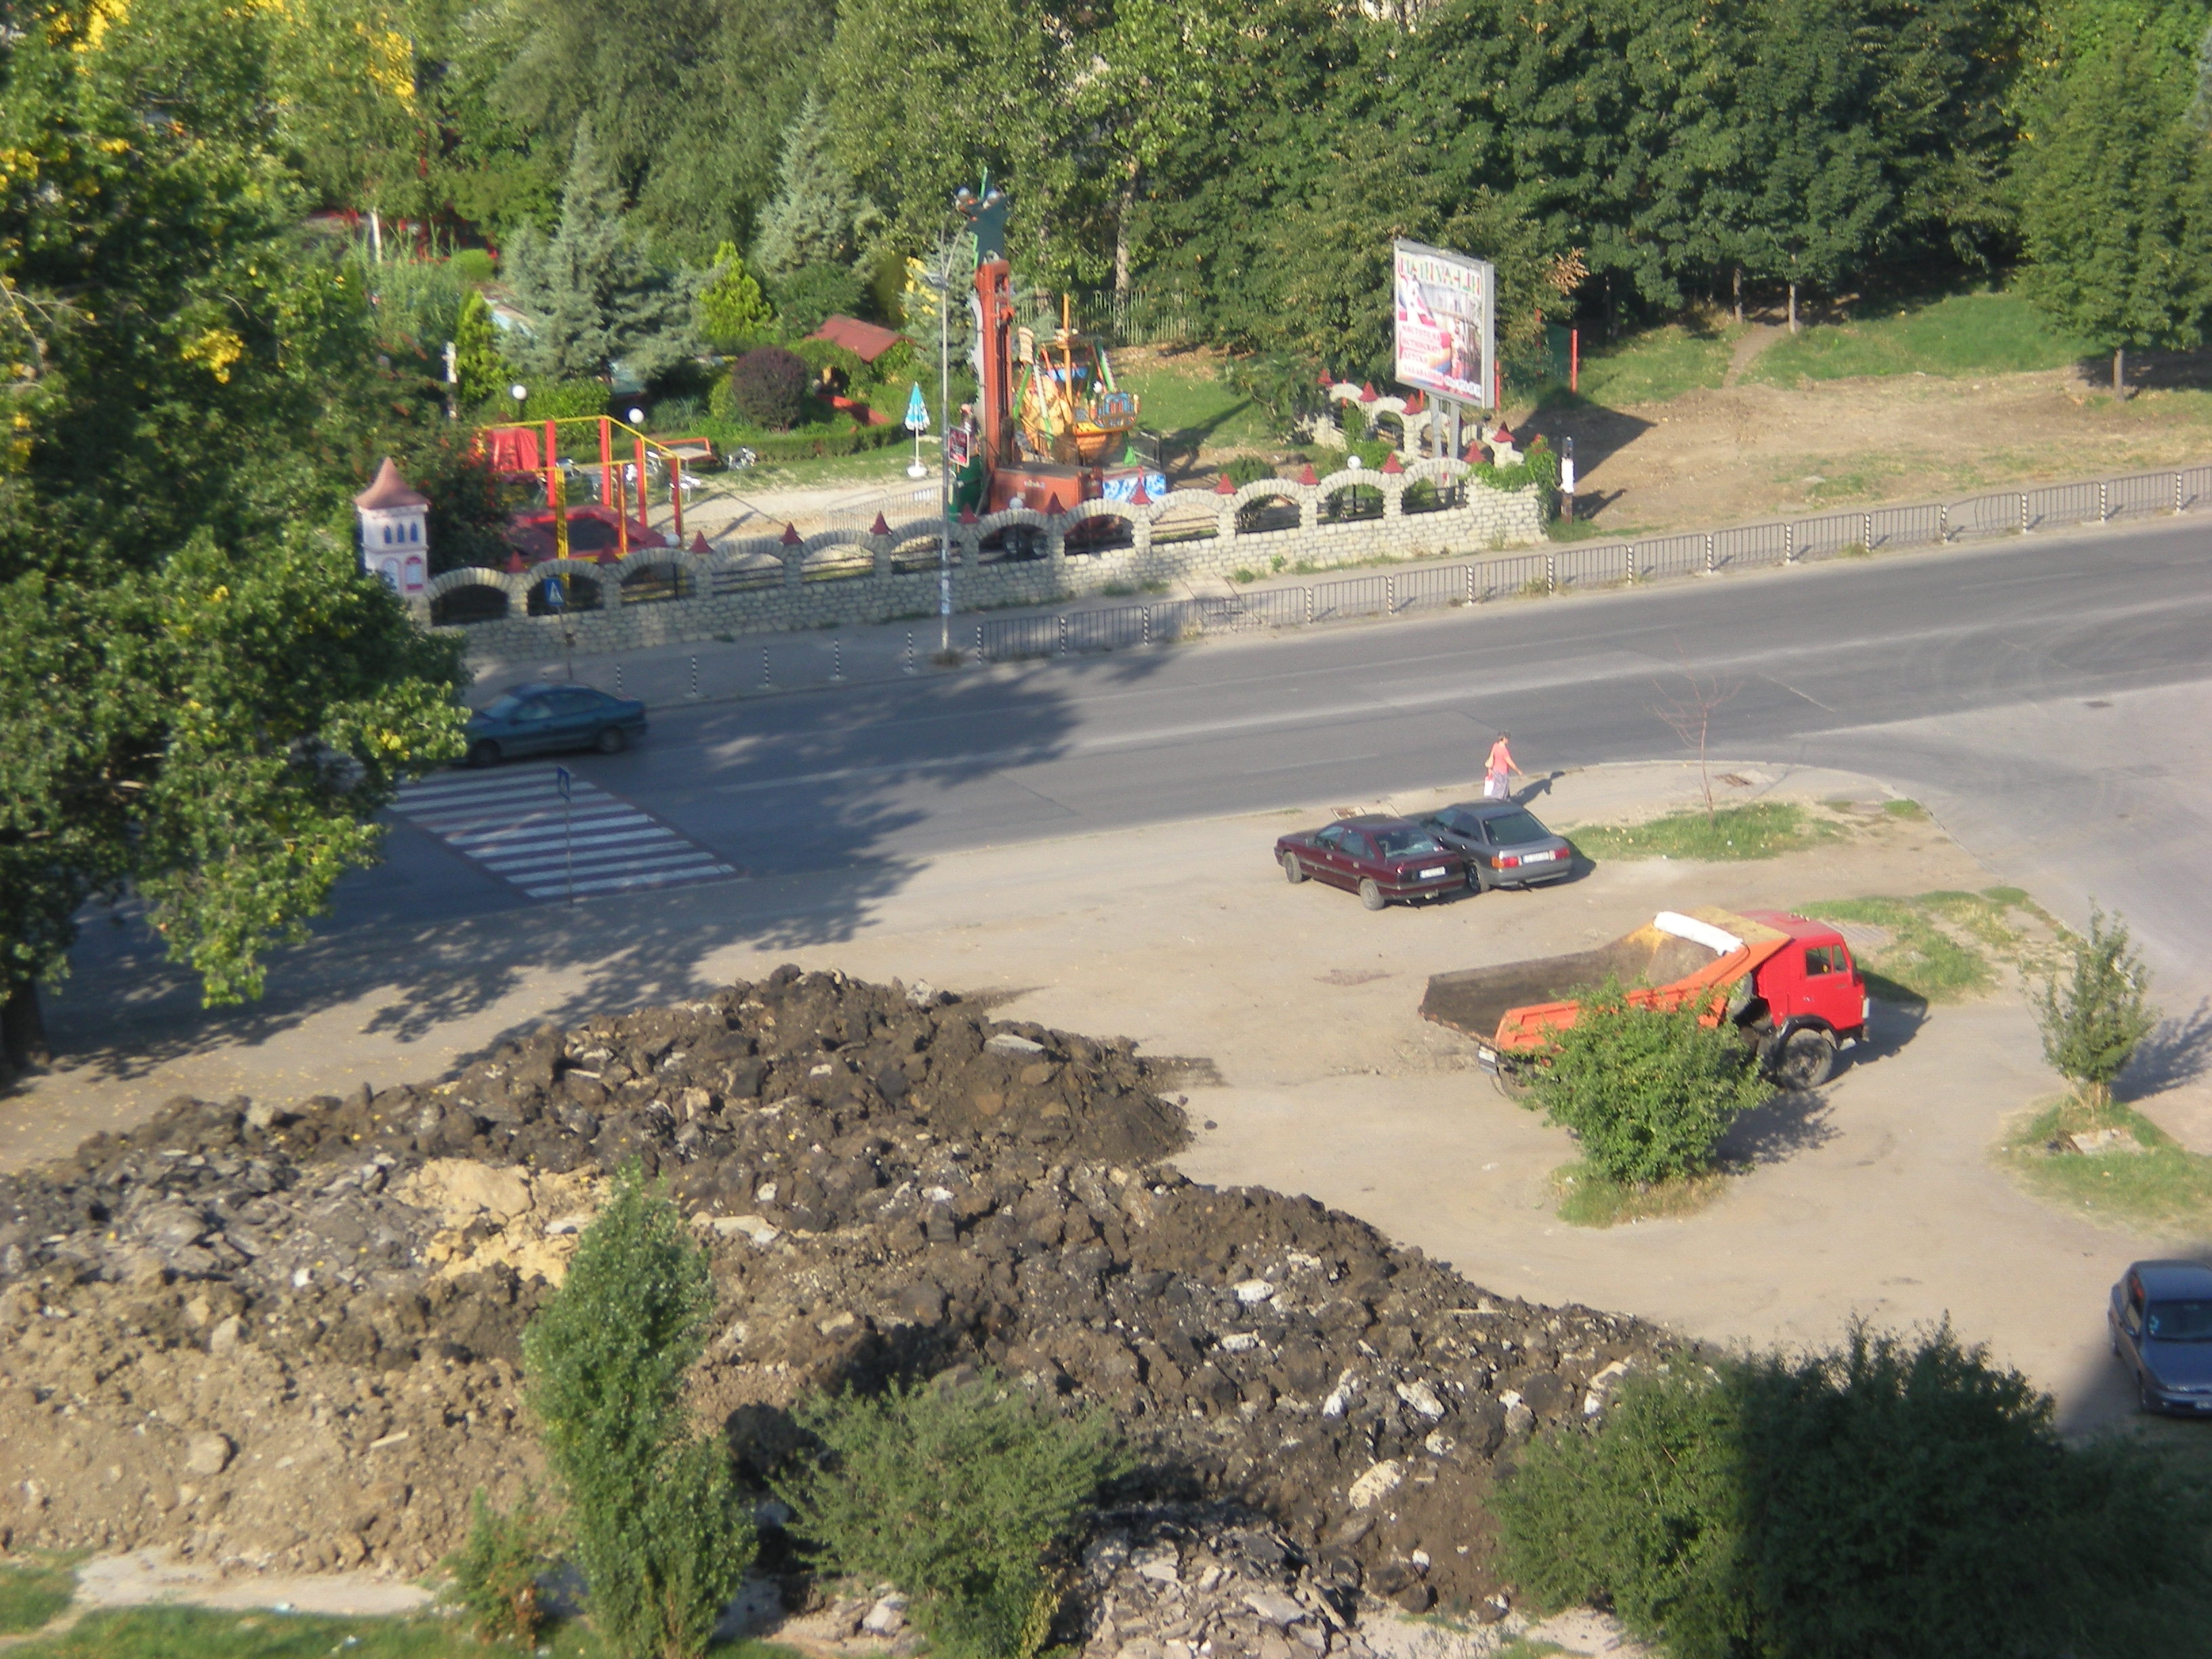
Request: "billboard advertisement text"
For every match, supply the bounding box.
[1392,241,1495,408]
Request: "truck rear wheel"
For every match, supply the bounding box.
[1772,1027,1837,1090]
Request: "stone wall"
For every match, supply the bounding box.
[413,458,1544,657]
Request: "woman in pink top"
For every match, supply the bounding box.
[1484,733,1519,799]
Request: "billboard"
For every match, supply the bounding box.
[1393,241,1495,408]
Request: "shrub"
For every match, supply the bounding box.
[1523,982,1770,1185]
[523,1162,754,1659]
[2036,903,2158,1111]
[442,1487,561,1645]
[520,380,611,423]
[1499,1322,2212,1659]
[729,347,810,430]
[773,261,867,335]
[1221,455,1275,488]
[774,1373,1130,1658]
[792,336,869,392]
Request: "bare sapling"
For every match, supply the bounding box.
[1652,653,1740,823]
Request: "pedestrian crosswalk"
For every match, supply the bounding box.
[393,767,742,901]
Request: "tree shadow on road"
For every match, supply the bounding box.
[1720,1084,1839,1166]
[29,647,1191,1091]
[2120,1000,2212,1099]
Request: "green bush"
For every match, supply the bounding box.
[773,1373,1129,1659]
[791,336,869,391]
[441,1487,561,1646]
[519,380,611,424]
[773,262,866,336]
[697,415,902,463]
[1523,983,1770,1185]
[522,1162,754,1659]
[1221,454,1275,487]
[1498,1323,2212,1659]
[2036,904,2158,1110]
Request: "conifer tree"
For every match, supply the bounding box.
[504,120,699,384]
[452,289,514,407]
[697,242,776,350]
[753,89,867,280]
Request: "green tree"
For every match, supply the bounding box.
[453,288,516,407]
[0,0,468,1071]
[776,1374,1128,1658]
[754,89,870,281]
[697,243,777,350]
[1499,1322,2212,1659]
[2036,904,2160,1112]
[1522,984,1772,1187]
[2020,26,2212,394]
[483,0,832,262]
[503,121,700,386]
[522,1162,754,1659]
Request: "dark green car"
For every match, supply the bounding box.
[464,682,648,767]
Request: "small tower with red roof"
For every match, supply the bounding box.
[355,457,430,595]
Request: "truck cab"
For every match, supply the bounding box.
[1735,910,1870,1086]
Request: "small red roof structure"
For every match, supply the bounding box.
[1214,473,1237,495]
[1297,463,1319,486]
[689,531,712,556]
[1044,493,1065,516]
[869,512,892,537]
[1381,451,1404,474]
[780,522,803,546]
[808,316,912,364]
[355,457,428,510]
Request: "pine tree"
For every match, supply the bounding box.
[752,89,867,281]
[453,289,514,407]
[697,242,776,350]
[2021,30,2212,394]
[503,120,699,385]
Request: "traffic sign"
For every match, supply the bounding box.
[554,765,572,800]
[903,384,930,432]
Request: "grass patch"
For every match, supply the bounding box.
[1745,289,2098,386]
[1115,356,1275,456]
[0,1560,75,1634]
[1998,1097,2212,1237]
[1554,1161,1731,1227]
[1797,888,2060,1006]
[0,1605,806,1659]
[1883,798,1927,819]
[1565,801,1835,862]
[1545,323,1738,407]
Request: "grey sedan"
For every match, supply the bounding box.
[2110,1259,2212,1414]
[1420,801,1577,892]
[464,682,647,767]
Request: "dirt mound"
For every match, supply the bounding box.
[0,968,1664,1614]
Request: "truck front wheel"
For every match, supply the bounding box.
[1771,1027,1837,1090]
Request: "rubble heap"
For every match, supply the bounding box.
[0,968,1664,1615]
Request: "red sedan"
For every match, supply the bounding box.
[1274,815,1467,910]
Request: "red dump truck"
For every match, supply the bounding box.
[1420,907,1871,1090]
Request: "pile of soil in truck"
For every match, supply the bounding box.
[0,968,1666,1623]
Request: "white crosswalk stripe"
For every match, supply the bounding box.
[394,766,741,901]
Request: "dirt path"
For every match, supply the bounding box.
[1720,323,1784,389]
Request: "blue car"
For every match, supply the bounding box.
[464,682,647,767]
[2110,1259,2212,1414]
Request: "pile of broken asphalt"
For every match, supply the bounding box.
[0,967,1667,1626]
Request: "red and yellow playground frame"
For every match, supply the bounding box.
[478,415,714,563]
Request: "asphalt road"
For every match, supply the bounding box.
[343,516,2212,998]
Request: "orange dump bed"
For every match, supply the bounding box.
[1420,908,1793,1052]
